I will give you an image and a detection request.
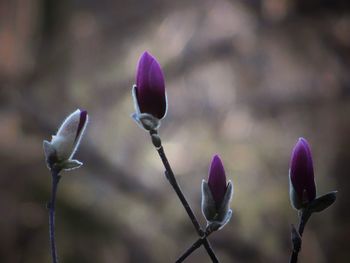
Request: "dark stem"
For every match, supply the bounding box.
[202,239,219,263]
[150,131,219,263]
[289,211,309,263]
[176,229,215,263]
[48,169,61,263]
[176,236,205,263]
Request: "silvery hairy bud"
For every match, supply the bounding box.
[201,154,233,232]
[43,109,88,171]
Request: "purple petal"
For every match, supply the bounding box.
[135,51,166,119]
[208,154,227,207]
[75,110,87,142]
[290,138,316,203]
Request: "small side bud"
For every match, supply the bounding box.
[151,133,162,148]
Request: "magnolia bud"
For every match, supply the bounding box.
[289,138,316,210]
[201,155,233,232]
[131,51,167,131]
[43,109,88,171]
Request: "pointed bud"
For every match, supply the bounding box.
[131,52,167,130]
[43,109,88,171]
[201,154,233,231]
[135,51,167,119]
[289,138,316,209]
[208,155,227,207]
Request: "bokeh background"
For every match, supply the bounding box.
[1,0,350,262]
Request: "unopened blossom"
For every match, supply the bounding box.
[289,137,316,209]
[133,51,167,119]
[208,155,228,208]
[202,154,233,231]
[43,109,88,170]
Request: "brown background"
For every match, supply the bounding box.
[0,0,349,262]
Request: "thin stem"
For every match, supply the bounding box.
[150,131,219,263]
[176,236,205,263]
[176,230,215,263]
[48,169,61,263]
[289,212,308,263]
[202,239,219,263]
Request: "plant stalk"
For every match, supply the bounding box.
[176,230,215,263]
[150,131,219,263]
[289,211,308,263]
[48,169,61,263]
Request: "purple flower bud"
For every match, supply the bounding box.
[202,154,233,231]
[208,154,227,207]
[290,138,316,206]
[135,51,167,119]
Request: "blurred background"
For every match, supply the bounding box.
[0,0,349,262]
